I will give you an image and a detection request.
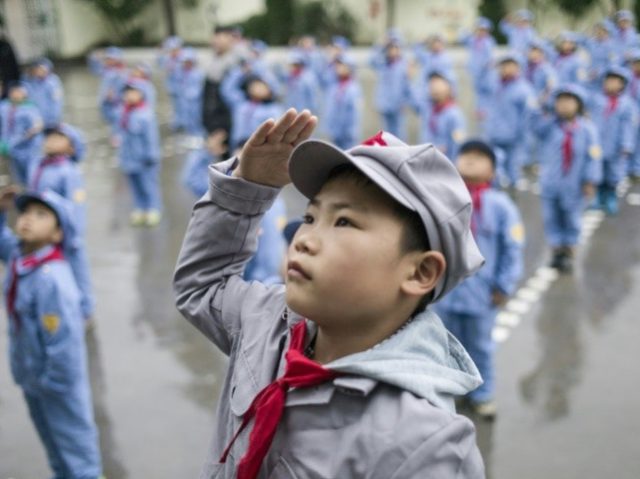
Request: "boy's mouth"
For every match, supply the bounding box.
[287,260,311,281]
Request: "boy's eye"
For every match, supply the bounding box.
[335,217,353,227]
[302,214,314,224]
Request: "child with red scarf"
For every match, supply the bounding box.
[531,84,602,272]
[117,79,162,226]
[412,70,466,160]
[436,139,524,419]
[0,186,103,478]
[588,66,638,215]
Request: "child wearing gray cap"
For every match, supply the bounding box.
[174,109,486,479]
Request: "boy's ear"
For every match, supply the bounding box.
[401,251,447,299]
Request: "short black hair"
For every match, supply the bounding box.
[326,164,433,312]
[19,199,61,227]
[458,139,496,169]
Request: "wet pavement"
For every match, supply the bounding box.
[1,53,639,478]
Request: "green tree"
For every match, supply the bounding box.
[265,0,295,44]
[552,0,602,18]
[80,0,153,44]
[479,0,507,44]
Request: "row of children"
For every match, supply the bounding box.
[0,58,103,477]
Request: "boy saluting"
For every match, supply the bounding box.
[174,109,486,478]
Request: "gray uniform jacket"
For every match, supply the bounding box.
[173,158,487,479]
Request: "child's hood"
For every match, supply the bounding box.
[320,309,482,412]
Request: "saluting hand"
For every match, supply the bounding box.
[234,108,317,188]
[0,185,22,211]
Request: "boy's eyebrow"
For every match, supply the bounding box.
[308,198,368,212]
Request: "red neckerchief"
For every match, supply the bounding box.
[120,101,146,129]
[337,76,351,100]
[7,245,65,332]
[30,155,69,190]
[561,120,577,175]
[466,182,491,235]
[500,75,517,87]
[219,320,339,479]
[604,93,619,118]
[526,61,539,82]
[290,65,303,79]
[429,99,455,134]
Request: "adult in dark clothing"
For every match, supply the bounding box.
[0,35,20,99]
[201,26,245,134]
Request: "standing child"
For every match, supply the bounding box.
[177,47,205,140]
[500,10,537,53]
[173,110,486,477]
[580,21,619,92]
[283,51,319,114]
[322,55,362,149]
[158,36,184,130]
[96,47,126,145]
[0,81,44,184]
[553,32,587,85]
[589,66,638,214]
[412,71,466,159]
[221,71,283,150]
[436,140,524,419]
[462,17,496,129]
[369,31,411,139]
[28,124,95,320]
[128,61,157,108]
[414,34,455,85]
[531,84,602,272]
[484,53,538,188]
[24,57,64,128]
[117,79,162,226]
[613,10,639,55]
[0,186,102,479]
[625,49,640,181]
[181,129,228,198]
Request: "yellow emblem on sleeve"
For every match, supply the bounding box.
[510,223,525,243]
[276,216,287,231]
[589,145,602,160]
[42,314,60,334]
[452,129,465,143]
[73,189,87,203]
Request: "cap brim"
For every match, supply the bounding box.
[289,140,416,212]
[15,192,45,212]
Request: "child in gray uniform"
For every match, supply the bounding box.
[174,109,486,478]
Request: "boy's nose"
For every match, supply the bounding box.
[293,230,319,255]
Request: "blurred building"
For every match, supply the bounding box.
[0,0,636,61]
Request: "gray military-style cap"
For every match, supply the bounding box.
[288,131,485,302]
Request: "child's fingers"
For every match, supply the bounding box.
[266,109,297,144]
[291,116,318,147]
[282,110,312,144]
[247,118,275,146]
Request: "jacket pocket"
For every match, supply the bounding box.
[268,457,299,479]
[229,348,259,417]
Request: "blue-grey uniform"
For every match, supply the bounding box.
[24,58,64,128]
[181,147,216,198]
[318,36,351,90]
[588,66,638,212]
[483,55,538,186]
[626,49,640,177]
[96,47,126,134]
[117,80,162,213]
[532,85,603,246]
[579,24,620,91]
[411,77,465,159]
[462,18,496,125]
[0,92,44,185]
[220,69,284,149]
[322,56,362,150]
[613,10,640,54]
[283,52,320,114]
[27,124,95,319]
[436,174,524,403]
[129,62,157,108]
[499,10,536,52]
[414,40,455,87]
[158,37,183,130]
[526,41,558,100]
[552,32,588,84]
[369,44,411,139]
[0,190,102,478]
[176,47,205,136]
